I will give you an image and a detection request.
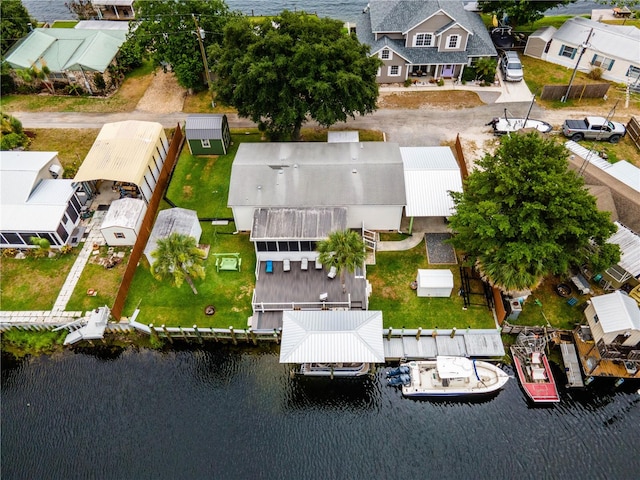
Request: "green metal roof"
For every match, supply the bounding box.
[5,28,127,72]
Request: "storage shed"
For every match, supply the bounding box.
[524,26,556,58]
[185,114,231,155]
[100,198,146,246]
[144,208,201,266]
[416,269,454,297]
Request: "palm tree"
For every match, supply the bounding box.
[150,233,206,294]
[316,230,366,292]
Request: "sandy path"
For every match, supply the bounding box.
[135,70,186,113]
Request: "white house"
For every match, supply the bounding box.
[1,151,85,249]
[100,198,147,246]
[227,142,406,232]
[144,208,202,266]
[584,290,640,348]
[525,17,640,85]
[74,121,169,204]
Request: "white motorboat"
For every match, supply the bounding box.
[393,356,509,397]
[488,116,552,135]
[299,362,370,377]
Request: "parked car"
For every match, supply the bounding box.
[500,51,523,82]
[562,116,627,143]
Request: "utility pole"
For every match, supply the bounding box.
[192,14,212,88]
[561,28,593,103]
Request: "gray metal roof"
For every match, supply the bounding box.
[144,208,202,263]
[279,310,385,364]
[250,207,347,241]
[228,142,406,208]
[607,161,640,192]
[401,147,462,217]
[101,198,146,230]
[608,222,640,278]
[591,291,640,333]
[185,114,227,141]
[327,131,360,143]
[553,17,640,63]
[357,1,496,64]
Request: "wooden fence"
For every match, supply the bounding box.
[540,83,609,101]
[626,117,640,151]
[454,134,469,180]
[111,125,185,320]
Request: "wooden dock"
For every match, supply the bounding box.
[560,342,584,388]
[383,328,504,361]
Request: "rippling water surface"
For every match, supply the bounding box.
[2,345,639,480]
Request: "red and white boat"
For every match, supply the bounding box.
[511,333,560,403]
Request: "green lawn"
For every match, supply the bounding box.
[367,242,496,329]
[121,223,256,328]
[51,21,78,28]
[0,253,78,310]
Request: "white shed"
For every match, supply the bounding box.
[100,198,146,246]
[416,269,454,297]
[144,208,201,266]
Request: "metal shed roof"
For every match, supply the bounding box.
[607,161,640,192]
[608,222,640,278]
[529,26,557,41]
[144,208,202,262]
[401,147,462,217]
[280,310,385,364]
[74,121,164,186]
[185,114,227,141]
[327,131,360,143]
[4,28,126,72]
[101,198,146,230]
[591,291,640,333]
[250,207,347,241]
[228,142,406,208]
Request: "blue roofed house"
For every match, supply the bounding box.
[357,0,497,83]
[3,28,127,95]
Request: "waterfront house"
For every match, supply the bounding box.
[227,142,406,232]
[100,198,147,246]
[0,151,85,249]
[3,28,127,94]
[524,17,640,85]
[74,121,169,204]
[92,0,136,20]
[144,208,202,267]
[185,114,232,155]
[357,0,497,83]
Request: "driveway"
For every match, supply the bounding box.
[494,69,534,103]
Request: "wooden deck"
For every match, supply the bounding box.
[573,329,640,380]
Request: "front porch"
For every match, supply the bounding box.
[408,63,462,81]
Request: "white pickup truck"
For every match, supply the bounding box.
[562,116,626,143]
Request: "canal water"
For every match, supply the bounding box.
[2,345,639,480]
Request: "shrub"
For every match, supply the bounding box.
[461,67,477,82]
[404,78,413,87]
[437,78,445,86]
[588,67,603,80]
[94,72,106,91]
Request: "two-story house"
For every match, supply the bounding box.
[357,0,497,83]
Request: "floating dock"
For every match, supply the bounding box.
[560,342,584,388]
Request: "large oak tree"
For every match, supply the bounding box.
[479,1,575,28]
[212,11,380,140]
[448,132,619,292]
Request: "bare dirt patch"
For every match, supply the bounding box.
[377,90,484,110]
[135,70,186,113]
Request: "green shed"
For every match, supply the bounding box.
[185,114,231,155]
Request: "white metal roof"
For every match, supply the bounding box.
[529,26,557,42]
[607,161,640,193]
[228,142,406,208]
[74,121,165,185]
[591,291,640,333]
[608,222,640,278]
[101,198,146,230]
[75,21,131,31]
[417,269,454,288]
[185,114,226,140]
[279,310,385,364]
[401,147,462,217]
[0,151,59,204]
[553,17,640,63]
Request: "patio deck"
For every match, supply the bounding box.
[251,260,368,330]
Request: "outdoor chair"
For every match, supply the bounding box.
[301,258,308,271]
[283,258,291,272]
[265,260,273,273]
[315,258,323,270]
[327,266,337,279]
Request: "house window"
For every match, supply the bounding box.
[591,54,615,71]
[388,65,401,76]
[380,49,391,60]
[414,33,433,47]
[447,35,460,49]
[593,314,599,324]
[114,232,126,239]
[559,45,577,59]
[201,139,211,148]
[626,65,640,79]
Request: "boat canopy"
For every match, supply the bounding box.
[436,356,474,378]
